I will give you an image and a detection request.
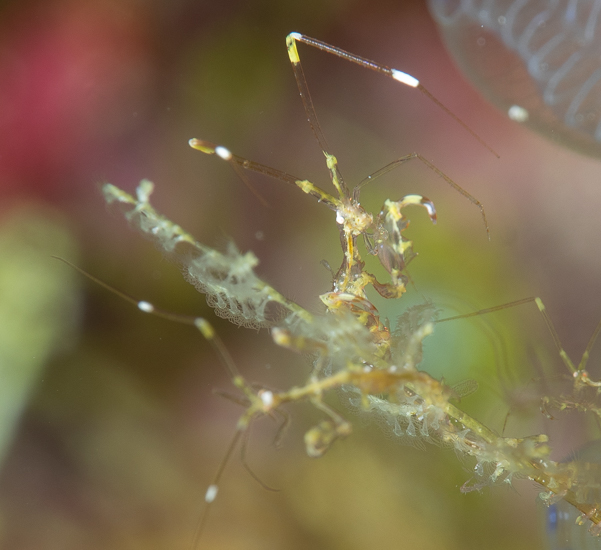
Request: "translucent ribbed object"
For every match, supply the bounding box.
[428,0,601,158]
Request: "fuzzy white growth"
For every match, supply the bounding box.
[104,182,195,256]
[205,484,218,503]
[185,244,276,328]
[137,300,154,313]
[362,390,446,446]
[306,310,375,366]
[391,69,419,88]
[103,182,303,330]
[215,146,232,160]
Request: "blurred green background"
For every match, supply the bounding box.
[1,0,601,548]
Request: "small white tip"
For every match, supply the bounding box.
[215,146,232,160]
[391,69,419,88]
[289,32,301,39]
[508,105,529,122]
[335,211,344,224]
[422,202,436,218]
[259,390,274,409]
[137,301,154,313]
[205,484,219,503]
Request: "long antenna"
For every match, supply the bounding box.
[287,33,499,159]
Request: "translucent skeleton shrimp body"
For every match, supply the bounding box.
[67,32,601,548]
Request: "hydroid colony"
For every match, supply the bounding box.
[100,33,601,545]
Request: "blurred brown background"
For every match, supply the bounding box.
[1,0,600,548]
